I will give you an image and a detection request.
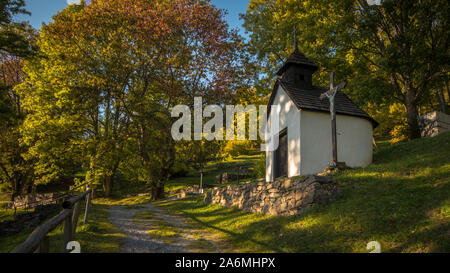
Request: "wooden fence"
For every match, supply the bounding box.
[10,185,92,253]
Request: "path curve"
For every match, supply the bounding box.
[108,201,229,253]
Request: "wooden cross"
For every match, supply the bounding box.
[293,25,298,50]
[320,72,346,166]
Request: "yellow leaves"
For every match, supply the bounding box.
[388,103,408,144]
[346,49,355,65]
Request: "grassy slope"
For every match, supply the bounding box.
[165,154,262,192]
[156,132,450,253]
[0,154,261,252]
[1,134,448,253]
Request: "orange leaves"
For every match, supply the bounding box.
[38,0,247,108]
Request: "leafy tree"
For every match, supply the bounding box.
[178,139,222,190]
[243,0,449,139]
[0,0,32,57]
[0,0,36,200]
[18,0,247,198]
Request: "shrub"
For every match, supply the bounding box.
[223,140,254,158]
[253,155,266,179]
[365,102,408,143]
[170,161,189,178]
[387,103,408,144]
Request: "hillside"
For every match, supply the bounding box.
[156,132,450,252]
[1,133,448,253]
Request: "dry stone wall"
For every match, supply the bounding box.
[204,176,339,216]
[9,193,56,209]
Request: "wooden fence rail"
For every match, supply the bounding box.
[10,186,92,253]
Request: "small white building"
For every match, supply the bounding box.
[266,47,378,182]
[419,111,450,137]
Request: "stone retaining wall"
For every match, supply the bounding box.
[8,193,56,209]
[203,176,339,216]
[0,204,60,237]
[168,185,203,199]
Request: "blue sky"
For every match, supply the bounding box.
[14,0,250,37]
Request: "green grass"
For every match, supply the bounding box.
[146,224,180,244]
[0,192,10,202]
[134,211,181,244]
[165,154,263,192]
[0,202,125,253]
[0,207,34,222]
[155,133,450,253]
[2,134,448,253]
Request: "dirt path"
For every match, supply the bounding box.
[108,200,232,253]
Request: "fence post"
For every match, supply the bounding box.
[38,236,50,253]
[83,184,91,224]
[71,201,82,238]
[63,209,73,253]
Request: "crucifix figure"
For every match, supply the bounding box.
[320,72,346,167]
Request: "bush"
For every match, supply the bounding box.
[223,140,254,158]
[170,161,189,178]
[0,182,10,193]
[365,102,408,143]
[252,155,266,179]
[387,103,408,144]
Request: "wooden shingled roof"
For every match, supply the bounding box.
[268,44,378,128]
[268,79,379,128]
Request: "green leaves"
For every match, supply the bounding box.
[243,0,449,139]
[12,0,248,198]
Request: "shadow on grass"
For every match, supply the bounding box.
[156,132,449,252]
[0,203,125,253]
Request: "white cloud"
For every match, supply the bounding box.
[67,0,81,5]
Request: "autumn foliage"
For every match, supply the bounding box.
[10,0,248,198]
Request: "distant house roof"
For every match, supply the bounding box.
[267,79,379,128]
[276,48,318,76]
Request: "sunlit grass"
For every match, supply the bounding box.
[2,133,448,253]
[155,132,450,253]
[133,211,181,244]
[165,154,263,192]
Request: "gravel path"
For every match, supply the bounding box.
[108,201,230,253]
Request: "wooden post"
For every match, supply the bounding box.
[331,105,337,166]
[199,166,203,192]
[63,209,73,253]
[71,201,82,238]
[320,72,346,167]
[10,189,91,253]
[83,191,91,224]
[38,236,49,253]
[372,137,378,149]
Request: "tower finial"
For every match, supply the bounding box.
[293,25,298,51]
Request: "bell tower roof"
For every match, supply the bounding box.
[276,48,318,76]
[276,26,318,76]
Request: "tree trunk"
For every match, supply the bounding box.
[404,90,421,139]
[446,81,450,104]
[11,185,18,202]
[103,175,114,197]
[150,181,165,200]
[199,166,203,190]
[437,88,448,114]
[10,177,30,201]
